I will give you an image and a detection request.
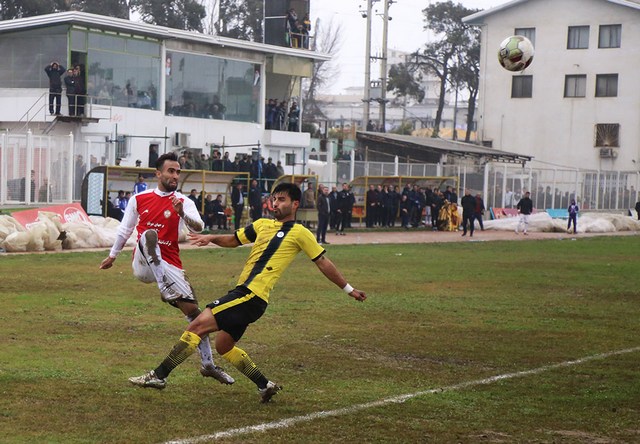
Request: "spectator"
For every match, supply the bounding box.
[44,61,65,115]
[231,182,245,230]
[73,65,86,116]
[515,191,534,235]
[64,68,77,116]
[212,194,228,230]
[336,183,354,235]
[288,102,300,132]
[286,8,298,47]
[302,14,311,49]
[302,183,315,209]
[365,184,377,228]
[135,159,142,167]
[461,189,476,237]
[399,194,410,228]
[249,179,262,222]
[148,144,159,168]
[316,185,330,244]
[188,189,198,206]
[133,174,148,195]
[276,160,285,177]
[568,199,579,234]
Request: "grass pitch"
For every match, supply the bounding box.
[1,237,639,443]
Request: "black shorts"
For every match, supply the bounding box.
[206,286,267,342]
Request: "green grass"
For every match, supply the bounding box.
[1,237,639,443]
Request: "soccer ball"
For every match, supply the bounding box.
[498,35,534,72]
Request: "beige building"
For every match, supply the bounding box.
[464,0,640,171]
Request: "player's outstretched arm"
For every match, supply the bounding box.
[314,255,366,302]
[99,255,116,269]
[188,232,240,248]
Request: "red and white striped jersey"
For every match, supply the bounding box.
[111,188,202,269]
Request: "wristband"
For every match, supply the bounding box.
[342,283,354,294]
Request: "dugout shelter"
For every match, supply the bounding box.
[81,165,249,221]
[270,174,319,224]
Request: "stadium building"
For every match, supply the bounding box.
[0,10,324,204]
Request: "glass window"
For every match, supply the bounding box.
[568,26,589,49]
[595,74,618,97]
[88,50,161,109]
[165,51,260,123]
[511,75,533,98]
[599,24,621,48]
[127,38,160,57]
[564,75,586,98]
[0,26,68,88]
[88,33,126,52]
[515,27,536,46]
[71,29,87,51]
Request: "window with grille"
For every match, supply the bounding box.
[594,123,620,147]
[568,26,589,49]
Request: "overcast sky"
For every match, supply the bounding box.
[310,0,507,93]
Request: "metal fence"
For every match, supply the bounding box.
[3,134,639,213]
[337,159,640,212]
[0,131,115,207]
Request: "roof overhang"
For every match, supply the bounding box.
[357,131,532,165]
[0,11,331,62]
[463,0,640,24]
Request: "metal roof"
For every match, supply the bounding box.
[464,0,640,24]
[357,131,533,165]
[0,11,330,62]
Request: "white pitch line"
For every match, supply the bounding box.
[163,346,640,444]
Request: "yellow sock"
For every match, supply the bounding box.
[222,346,268,388]
[154,331,201,379]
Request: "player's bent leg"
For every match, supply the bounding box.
[129,331,202,389]
[221,344,281,403]
[177,301,235,385]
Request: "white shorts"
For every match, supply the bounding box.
[132,241,196,304]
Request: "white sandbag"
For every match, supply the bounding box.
[0,215,25,241]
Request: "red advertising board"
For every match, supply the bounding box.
[11,203,91,229]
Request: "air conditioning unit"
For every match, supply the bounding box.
[174,132,191,147]
[599,148,618,158]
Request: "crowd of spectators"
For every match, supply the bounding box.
[286,9,311,49]
[265,99,300,131]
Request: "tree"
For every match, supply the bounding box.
[387,63,425,104]
[216,0,263,41]
[451,32,480,142]
[0,0,66,20]
[302,18,343,124]
[71,0,130,19]
[131,0,206,32]
[410,1,479,138]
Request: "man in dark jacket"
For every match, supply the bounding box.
[336,183,354,235]
[45,61,65,115]
[516,191,534,235]
[365,184,377,228]
[315,186,330,244]
[63,68,77,116]
[248,179,262,222]
[231,182,245,230]
[460,189,476,237]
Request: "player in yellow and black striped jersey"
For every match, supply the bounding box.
[128,182,366,403]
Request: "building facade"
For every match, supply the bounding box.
[464,0,640,173]
[0,11,325,204]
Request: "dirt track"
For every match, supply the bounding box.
[2,226,637,256]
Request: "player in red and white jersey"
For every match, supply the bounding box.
[100,152,234,385]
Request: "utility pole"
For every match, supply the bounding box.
[379,0,391,133]
[362,0,374,129]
